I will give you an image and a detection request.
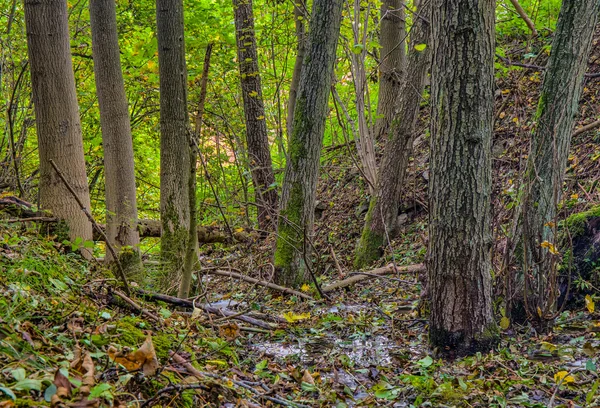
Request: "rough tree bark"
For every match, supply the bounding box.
[274,0,344,288]
[286,0,306,140]
[233,0,278,232]
[156,0,192,285]
[520,0,600,330]
[374,0,406,141]
[428,0,497,355]
[24,0,93,249]
[89,0,142,276]
[354,0,430,269]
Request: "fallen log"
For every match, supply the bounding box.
[204,269,314,300]
[0,197,252,244]
[135,289,277,330]
[322,263,425,293]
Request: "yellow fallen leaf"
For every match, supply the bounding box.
[554,370,575,384]
[282,311,311,323]
[586,295,595,313]
[300,284,311,293]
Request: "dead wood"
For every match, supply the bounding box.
[203,269,314,300]
[322,263,425,293]
[135,289,276,330]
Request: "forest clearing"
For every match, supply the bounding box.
[1,0,600,406]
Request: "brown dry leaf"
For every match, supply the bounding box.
[67,317,85,334]
[92,323,108,335]
[53,369,72,398]
[69,399,100,407]
[0,401,15,407]
[301,369,315,386]
[219,323,240,341]
[81,353,95,387]
[108,335,159,376]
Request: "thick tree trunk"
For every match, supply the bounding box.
[374,0,406,141]
[428,0,497,355]
[274,0,343,288]
[520,0,600,330]
[24,0,93,250]
[233,0,278,232]
[354,0,430,269]
[156,0,191,285]
[89,0,142,277]
[286,0,306,140]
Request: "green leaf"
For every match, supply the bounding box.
[587,359,597,373]
[417,355,433,368]
[90,383,113,399]
[587,380,599,404]
[500,316,510,330]
[414,43,427,52]
[44,384,57,402]
[0,386,16,400]
[14,379,42,391]
[11,368,26,381]
[351,44,364,54]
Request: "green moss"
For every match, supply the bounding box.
[274,181,309,288]
[14,398,49,407]
[354,199,385,269]
[561,205,600,238]
[115,317,175,360]
[117,247,143,280]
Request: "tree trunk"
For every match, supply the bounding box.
[89,0,142,277]
[286,0,306,141]
[354,0,430,269]
[233,0,278,232]
[428,0,497,355]
[374,0,406,141]
[520,0,600,331]
[179,44,212,299]
[24,0,93,250]
[274,0,344,288]
[156,0,191,286]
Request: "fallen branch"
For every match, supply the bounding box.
[112,289,161,323]
[170,353,308,407]
[135,289,276,330]
[203,269,314,300]
[322,263,425,293]
[573,119,600,137]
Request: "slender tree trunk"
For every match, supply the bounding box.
[274,0,344,288]
[233,0,278,232]
[156,0,191,286]
[89,0,142,277]
[375,0,406,141]
[286,0,306,140]
[24,0,93,249]
[179,44,212,299]
[520,0,600,331]
[354,0,430,269]
[508,0,538,37]
[428,0,497,355]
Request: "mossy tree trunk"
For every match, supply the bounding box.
[286,0,306,141]
[156,0,192,287]
[24,0,93,251]
[520,0,600,330]
[374,0,406,141]
[89,0,142,277]
[274,0,343,288]
[354,0,430,269]
[428,0,497,355]
[233,0,278,232]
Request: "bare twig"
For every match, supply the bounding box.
[112,289,161,323]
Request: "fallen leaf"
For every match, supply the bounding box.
[53,369,72,398]
[586,295,595,313]
[108,335,159,376]
[301,369,315,386]
[554,370,575,384]
[219,323,240,341]
[282,312,311,323]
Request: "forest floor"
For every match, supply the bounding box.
[2,38,600,408]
